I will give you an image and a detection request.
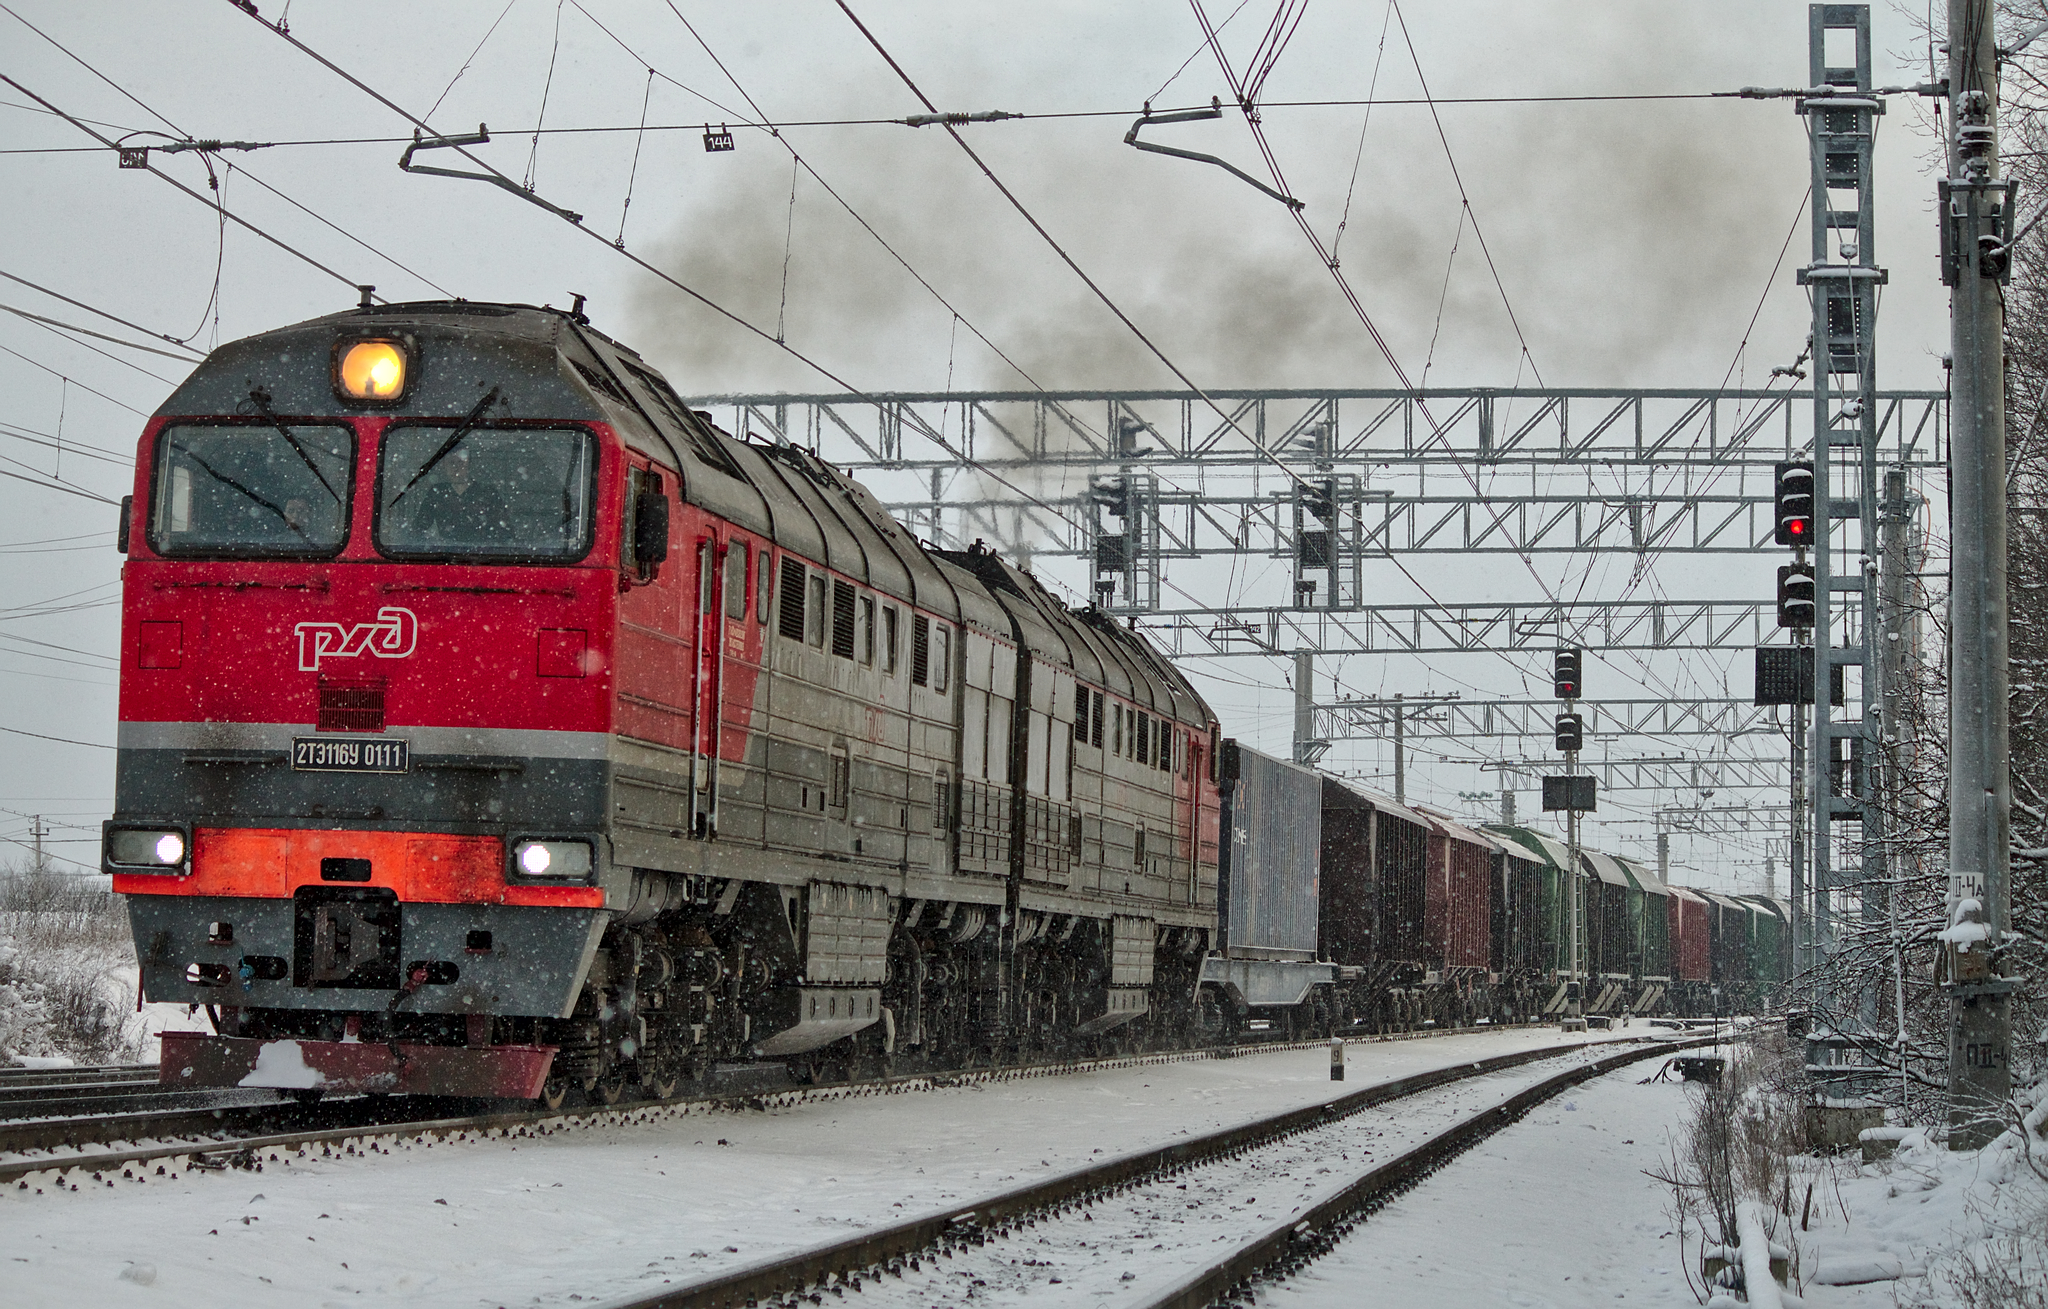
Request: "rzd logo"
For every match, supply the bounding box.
[294,607,418,672]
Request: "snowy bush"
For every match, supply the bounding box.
[0,860,147,1065]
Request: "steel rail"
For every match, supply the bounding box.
[603,1031,1726,1309]
[1132,1036,1727,1309]
[0,1023,1524,1185]
[0,1063,153,1085]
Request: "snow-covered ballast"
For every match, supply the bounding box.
[1200,743,1338,1012]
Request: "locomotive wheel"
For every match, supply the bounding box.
[587,1072,627,1105]
[640,1069,680,1100]
[538,1077,569,1111]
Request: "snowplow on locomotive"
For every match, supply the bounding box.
[104,299,1786,1104]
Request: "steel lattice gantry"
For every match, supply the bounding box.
[1124,599,1778,657]
[1313,697,1784,741]
[1467,755,1789,792]
[686,387,1945,612]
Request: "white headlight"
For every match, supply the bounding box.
[514,840,592,879]
[108,827,187,869]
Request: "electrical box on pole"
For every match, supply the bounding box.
[1541,775,1596,813]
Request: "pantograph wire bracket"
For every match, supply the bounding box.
[1123,99,1303,210]
[398,124,584,225]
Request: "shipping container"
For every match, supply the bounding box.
[1668,886,1712,982]
[1615,855,1672,980]
[1739,895,1791,994]
[1703,890,1755,991]
[1319,778,1431,977]
[1218,742,1322,960]
[1426,815,1495,972]
[1579,851,1636,980]
[1484,824,1573,980]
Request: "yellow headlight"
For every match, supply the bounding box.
[337,339,407,401]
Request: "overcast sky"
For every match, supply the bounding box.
[0,1,1955,885]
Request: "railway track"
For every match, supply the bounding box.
[0,1022,1683,1187]
[0,1062,284,1123]
[600,1029,1729,1309]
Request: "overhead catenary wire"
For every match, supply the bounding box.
[0,343,148,416]
[223,3,1105,611]
[2,3,451,300]
[1191,1,1728,730]
[0,91,1755,160]
[0,272,207,356]
[0,303,203,363]
[0,73,369,302]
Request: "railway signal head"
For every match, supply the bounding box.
[1777,563,1816,629]
[1552,648,1582,700]
[1554,712,1583,753]
[1774,461,1815,546]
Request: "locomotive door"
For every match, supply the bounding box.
[688,537,726,837]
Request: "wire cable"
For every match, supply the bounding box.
[0,73,367,299]
[0,271,206,356]
[2,4,450,299]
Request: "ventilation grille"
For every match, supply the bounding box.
[779,557,806,641]
[318,679,385,733]
[831,580,856,658]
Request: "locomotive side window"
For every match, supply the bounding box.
[806,574,827,647]
[778,557,805,639]
[930,624,950,693]
[725,543,747,619]
[883,607,899,674]
[757,553,771,624]
[377,425,595,561]
[150,423,353,557]
[621,465,665,581]
[858,596,875,665]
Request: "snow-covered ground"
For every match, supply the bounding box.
[1269,1063,2048,1309]
[1270,1062,1703,1309]
[0,1026,1658,1308]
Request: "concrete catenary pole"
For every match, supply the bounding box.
[1944,0,2013,1148]
[1293,650,1316,766]
[1392,693,1406,805]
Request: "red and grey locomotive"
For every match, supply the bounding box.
[108,300,1221,1103]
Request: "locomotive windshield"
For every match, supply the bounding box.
[149,422,354,557]
[375,425,597,561]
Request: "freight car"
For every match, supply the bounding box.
[107,299,1221,1104]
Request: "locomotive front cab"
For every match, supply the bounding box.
[110,307,640,1099]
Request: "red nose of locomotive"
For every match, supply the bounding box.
[109,306,628,1096]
